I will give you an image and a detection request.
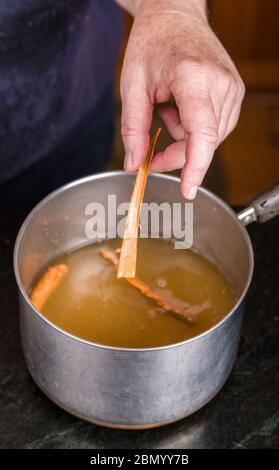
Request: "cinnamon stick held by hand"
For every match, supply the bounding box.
[117,128,161,279]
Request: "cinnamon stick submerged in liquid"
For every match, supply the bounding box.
[100,248,194,325]
[117,128,161,279]
[30,264,69,310]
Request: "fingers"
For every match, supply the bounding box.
[151,140,186,172]
[180,129,216,199]
[222,85,244,142]
[121,76,153,172]
[225,103,242,138]
[151,104,186,173]
[216,81,243,145]
[120,58,244,198]
[157,104,184,141]
[152,84,243,200]
[172,85,219,199]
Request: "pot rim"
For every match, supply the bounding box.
[14,171,254,352]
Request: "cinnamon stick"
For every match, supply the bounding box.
[100,248,193,324]
[117,128,161,278]
[30,264,69,310]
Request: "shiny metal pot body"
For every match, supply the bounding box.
[14,172,256,428]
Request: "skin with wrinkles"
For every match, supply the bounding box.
[116,0,245,199]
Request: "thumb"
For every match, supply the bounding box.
[121,77,153,171]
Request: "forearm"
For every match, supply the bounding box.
[115,0,207,21]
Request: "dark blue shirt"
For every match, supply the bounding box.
[0,0,122,183]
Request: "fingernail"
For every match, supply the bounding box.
[185,185,198,200]
[124,151,134,171]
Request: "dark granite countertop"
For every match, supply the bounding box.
[0,206,279,449]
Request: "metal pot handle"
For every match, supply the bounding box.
[238,183,279,226]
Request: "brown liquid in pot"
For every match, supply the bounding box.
[41,238,235,348]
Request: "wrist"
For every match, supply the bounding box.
[133,0,207,22]
[116,0,207,21]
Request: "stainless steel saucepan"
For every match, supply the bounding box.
[13,173,279,429]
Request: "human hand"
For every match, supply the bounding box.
[119,0,245,199]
